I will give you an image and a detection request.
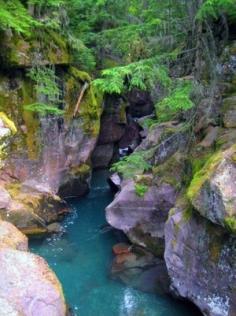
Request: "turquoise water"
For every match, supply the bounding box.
[30,170,201,316]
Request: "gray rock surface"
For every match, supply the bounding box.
[165,203,236,316]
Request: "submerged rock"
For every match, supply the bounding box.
[111,244,170,294]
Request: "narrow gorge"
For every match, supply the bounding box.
[0,1,235,316]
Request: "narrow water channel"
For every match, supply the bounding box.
[30,170,201,316]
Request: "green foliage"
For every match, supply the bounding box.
[224,216,236,234]
[110,152,151,179]
[197,0,236,21]
[135,183,148,197]
[156,81,194,122]
[24,103,64,116]
[0,0,39,35]
[29,0,65,7]
[68,36,96,71]
[27,66,60,104]
[25,66,63,116]
[93,61,171,94]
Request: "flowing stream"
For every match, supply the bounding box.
[30,170,201,316]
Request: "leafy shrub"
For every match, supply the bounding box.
[25,66,63,116]
[93,61,171,94]
[0,0,39,35]
[110,152,151,179]
[197,0,236,21]
[24,103,64,116]
[155,80,194,122]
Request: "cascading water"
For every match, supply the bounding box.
[30,170,202,316]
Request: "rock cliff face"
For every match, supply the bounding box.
[106,41,236,316]
[0,220,66,316]
[0,30,103,234]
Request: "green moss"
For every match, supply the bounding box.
[134,183,148,197]
[187,151,223,201]
[182,206,193,223]
[2,29,70,67]
[21,81,40,160]
[153,153,187,190]
[70,164,91,176]
[224,216,236,234]
[69,67,91,82]
[64,67,103,136]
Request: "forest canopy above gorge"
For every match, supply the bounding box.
[0,0,235,118]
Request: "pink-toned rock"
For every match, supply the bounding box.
[115,253,137,265]
[112,243,131,255]
[0,221,28,251]
[0,248,66,316]
[0,187,11,209]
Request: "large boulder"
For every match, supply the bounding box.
[0,184,68,234]
[0,220,28,251]
[0,248,66,316]
[106,179,176,256]
[165,200,236,316]
[188,145,236,233]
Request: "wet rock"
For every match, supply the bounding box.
[0,220,28,251]
[91,144,114,169]
[188,145,236,232]
[0,248,66,316]
[106,179,176,256]
[47,222,64,234]
[165,200,236,316]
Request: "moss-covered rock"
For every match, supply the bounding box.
[0,30,70,67]
[188,145,236,232]
[64,67,103,136]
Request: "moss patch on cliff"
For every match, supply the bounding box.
[187,151,222,201]
[65,67,103,136]
[224,216,236,234]
[1,29,70,67]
